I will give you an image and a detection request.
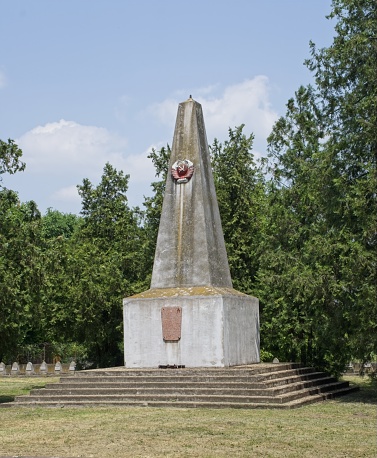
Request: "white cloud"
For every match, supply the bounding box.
[52,185,80,203]
[201,76,278,142]
[147,76,278,154]
[147,99,178,130]
[17,119,128,175]
[44,146,157,211]
[14,119,157,211]
[124,148,157,185]
[11,78,278,213]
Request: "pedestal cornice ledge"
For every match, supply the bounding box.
[127,286,255,300]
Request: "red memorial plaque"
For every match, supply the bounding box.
[161,307,182,341]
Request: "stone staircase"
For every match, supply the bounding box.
[7,363,358,409]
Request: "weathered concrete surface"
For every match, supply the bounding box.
[123,98,260,367]
[8,364,358,409]
[151,97,232,288]
[123,288,259,367]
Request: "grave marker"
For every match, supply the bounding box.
[39,360,48,375]
[26,361,34,375]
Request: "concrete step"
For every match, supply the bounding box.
[56,369,323,386]
[46,372,328,389]
[5,364,358,409]
[11,386,359,410]
[33,376,341,397]
[19,380,351,403]
[71,363,302,378]
[14,394,287,403]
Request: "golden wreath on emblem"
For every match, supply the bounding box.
[171,159,194,183]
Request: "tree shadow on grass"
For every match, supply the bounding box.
[0,395,14,403]
[337,376,377,405]
[0,381,53,404]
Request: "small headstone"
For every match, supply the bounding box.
[0,362,6,375]
[11,362,19,374]
[69,361,76,372]
[272,357,280,364]
[54,361,62,373]
[39,360,48,374]
[26,362,34,375]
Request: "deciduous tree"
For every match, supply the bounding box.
[0,139,25,185]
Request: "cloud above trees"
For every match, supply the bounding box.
[16,120,157,210]
[147,76,278,155]
[18,120,128,173]
[14,77,278,212]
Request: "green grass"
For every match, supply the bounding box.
[0,375,375,457]
[0,376,60,403]
[340,374,377,403]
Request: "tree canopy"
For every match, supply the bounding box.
[257,0,377,373]
[0,0,375,375]
[0,139,25,184]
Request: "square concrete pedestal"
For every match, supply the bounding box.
[123,286,260,368]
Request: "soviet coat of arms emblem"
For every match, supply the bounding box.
[171,159,194,184]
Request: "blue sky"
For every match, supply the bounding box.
[1,0,334,214]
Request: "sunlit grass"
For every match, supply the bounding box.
[0,375,375,457]
[0,376,60,403]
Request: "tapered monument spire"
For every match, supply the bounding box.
[151,97,232,289]
[123,98,260,368]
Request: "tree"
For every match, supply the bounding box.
[141,145,171,286]
[0,190,44,361]
[60,163,145,367]
[305,0,377,364]
[258,0,377,374]
[0,139,25,184]
[257,85,342,369]
[37,210,82,361]
[41,208,80,239]
[210,126,266,294]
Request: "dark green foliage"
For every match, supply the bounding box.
[0,139,25,183]
[0,190,43,361]
[0,1,375,375]
[141,145,171,287]
[306,0,377,365]
[258,0,377,375]
[211,126,266,294]
[42,209,80,239]
[67,163,145,366]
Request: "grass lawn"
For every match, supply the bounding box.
[0,375,375,457]
[0,376,60,404]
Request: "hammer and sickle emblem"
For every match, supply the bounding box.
[171,159,194,183]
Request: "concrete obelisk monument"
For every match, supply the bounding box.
[123,97,260,367]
